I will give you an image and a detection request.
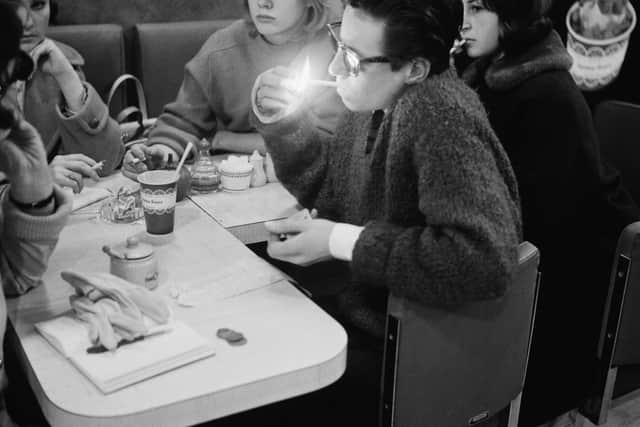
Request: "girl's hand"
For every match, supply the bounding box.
[122,144,174,177]
[49,154,100,194]
[32,39,85,111]
[31,38,75,80]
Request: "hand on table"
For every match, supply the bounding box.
[265,210,335,266]
[122,144,176,179]
[50,153,100,193]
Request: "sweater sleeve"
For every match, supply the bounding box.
[56,70,125,176]
[147,47,217,158]
[0,185,72,296]
[251,108,334,209]
[351,104,521,306]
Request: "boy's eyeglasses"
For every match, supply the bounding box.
[327,22,391,77]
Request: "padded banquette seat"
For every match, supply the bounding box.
[47,24,126,113]
[133,20,235,117]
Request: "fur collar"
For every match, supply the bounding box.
[462,30,573,91]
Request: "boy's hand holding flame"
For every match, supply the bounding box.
[252,59,311,124]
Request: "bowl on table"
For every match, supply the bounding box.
[218,156,253,192]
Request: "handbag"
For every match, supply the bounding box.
[107,74,157,148]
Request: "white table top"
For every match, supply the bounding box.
[189,183,299,244]
[6,175,347,427]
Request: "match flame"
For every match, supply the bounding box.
[294,57,311,93]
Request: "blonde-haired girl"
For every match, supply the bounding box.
[124,0,343,173]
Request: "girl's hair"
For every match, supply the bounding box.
[481,0,554,55]
[244,0,333,40]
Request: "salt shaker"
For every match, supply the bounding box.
[249,150,267,187]
[265,152,279,183]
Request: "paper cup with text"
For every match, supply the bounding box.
[137,170,178,235]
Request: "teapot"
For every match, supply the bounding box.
[102,236,159,290]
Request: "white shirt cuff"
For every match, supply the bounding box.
[329,223,364,262]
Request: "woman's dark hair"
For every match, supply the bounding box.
[345,0,457,74]
[482,0,554,55]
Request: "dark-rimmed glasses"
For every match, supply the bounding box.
[327,22,391,77]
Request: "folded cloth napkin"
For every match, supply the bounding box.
[61,271,171,350]
[69,187,112,212]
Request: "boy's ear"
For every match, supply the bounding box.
[404,58,431,85]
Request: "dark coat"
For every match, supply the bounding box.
[463,27,640,425]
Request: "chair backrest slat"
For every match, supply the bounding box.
[610,222,640,366]
[382,242,539,427]
[594,100,640,205]
[133,20,235,117]
[47,24,126,114]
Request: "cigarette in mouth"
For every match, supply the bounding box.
[449,39,467,56]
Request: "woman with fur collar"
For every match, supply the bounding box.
[459,0,640,425]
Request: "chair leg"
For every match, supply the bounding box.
[581,366,617,425]
[507,392,522,427]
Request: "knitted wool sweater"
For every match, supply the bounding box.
[0,184,71,296]
[148,20,341,157]
[255,69,523,337]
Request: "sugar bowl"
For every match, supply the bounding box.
[102,236,159,290]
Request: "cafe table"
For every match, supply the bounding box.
[5,174,347,427]
[189,174,299,244]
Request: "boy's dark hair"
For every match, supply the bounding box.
[345,0,457,74]
[482,0,554,55]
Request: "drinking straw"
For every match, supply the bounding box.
[174,141,193,181]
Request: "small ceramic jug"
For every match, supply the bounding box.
[102,236,159,290]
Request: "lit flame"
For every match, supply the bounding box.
[294,57,311,93]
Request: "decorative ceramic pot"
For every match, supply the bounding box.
[566,1,636,90]
[103,236,159,290]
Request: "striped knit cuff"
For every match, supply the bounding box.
[2,185,72,242]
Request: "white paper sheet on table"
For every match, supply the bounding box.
[35,316,215,394]
[172,256,291,306]
[70,187,111,212]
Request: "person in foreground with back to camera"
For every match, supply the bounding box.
[0,1,72,425]
[457,0,640,425]
[249,0,522,424]
[122,0,344,175]
[5,0,123,194]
